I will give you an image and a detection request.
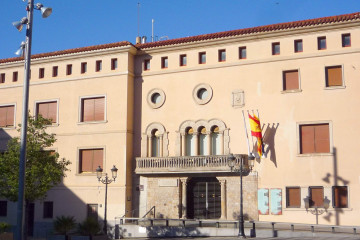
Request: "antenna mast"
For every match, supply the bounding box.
[152,19,154,42]
[137,2,140,37]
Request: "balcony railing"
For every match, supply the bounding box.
[135,154,247,174]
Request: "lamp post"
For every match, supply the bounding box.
[228,153,255,238]
[96,165,118,235]
[12,2,52,240]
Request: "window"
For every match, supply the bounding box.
[0,201,7,217]
[272,42,280,55]
[309,187,324,207]
[39,68,45,79]
[198,127,208,155]
[79,149,103,173]
[210,126,220,155]
[144,59,150,71]
[325,66,343,87]
[13,71,18,82]
[180,54,187,66]
[283,70,299,91]
[161,57,168,69]
[342,33,351,47]
[185,127,195,156]
[294,39,303,53]
[52,66,58,77]
[199,52,206,64]
[0,105,15,127]
[0,73,5,83]
[333,186,348,208]
[239,47,246,59]
[36,101,57,124]
[96,60,102,72]
[87,204,98,221]
[111,58,118,70]
[286,187,301,208]
[144,123,168,157]
[300,123,330,154]
[318,36,326,50]
[218,49,226,62]
[66,64,72,75]
[151,129,160,157]
[81,97,105,122]
[81,62,87,74]
[43,201,53,218]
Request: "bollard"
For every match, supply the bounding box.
[199,220,202,227]
[311,226,314,233]
[216,222,220,228]
[291,224,294,232]
[150,219,153,226]
[272,222,276,237]
[354,228,357,235]
[166,219,169,227]
[332,227,335,233]
[250,221,256,238]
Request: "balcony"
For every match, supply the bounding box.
[135,154,248,174]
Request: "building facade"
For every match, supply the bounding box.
[0,12,360,236]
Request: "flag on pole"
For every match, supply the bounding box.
[248,113,263,157]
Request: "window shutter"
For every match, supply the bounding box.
[0,107,6,127]
[82,98,95,122]
[326,66,342,87]
[94,97,105,121]
[300,125,315,154]
[310,187,323,207]
[287,187,300,207]
[284,71,299,90]
[334,186,348,208]
[48,102,57,123]
[314,124,330,153]
[93,149,103,170]
[38,103,49,119]
[80,149,93,172]
[7,106,14,127]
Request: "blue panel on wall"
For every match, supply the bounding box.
[270,188,282,215]
[258,188,269,215]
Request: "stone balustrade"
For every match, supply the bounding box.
[135,154,248,174]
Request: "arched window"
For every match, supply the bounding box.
[210,126,220,155]
[185,127,195,156]
[151,129,160,157]
[198,126,208,155]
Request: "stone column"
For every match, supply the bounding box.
[181,133,186,156]
[180,178,188,219]
[147,136,152,157]
[219,179,227,219]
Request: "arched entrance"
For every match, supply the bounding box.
[187,177,221,219]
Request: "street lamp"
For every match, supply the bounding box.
[12,1,52,240]
[96,165,118,235]
[228,153,255,238]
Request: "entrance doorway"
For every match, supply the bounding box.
[27,203,35,236]
[187,177,221,219]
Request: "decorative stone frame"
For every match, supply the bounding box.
[175,119,229,156]
[147,88,166,109]
[141,122,169,157]
[192,83,213,105]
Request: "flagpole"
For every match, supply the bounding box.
[242,110,252,156]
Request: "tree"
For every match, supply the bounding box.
[0,115,70,202]
[53,216,76,240]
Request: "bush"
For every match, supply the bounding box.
[78,217,101,238]
[0,222,11,233]
[53,216,76,239]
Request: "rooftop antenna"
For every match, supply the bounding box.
[137,2,140,37]
[152,19,154,42]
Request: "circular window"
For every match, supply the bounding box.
[147,88,166,109]
[193,83,213,105]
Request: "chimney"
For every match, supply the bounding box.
[136,36,141,44]
[141,36,147,44]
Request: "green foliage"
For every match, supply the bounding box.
[0,222,11,233]
[53,216,76,236]
[77,217,101,236]
[0,115,71,202]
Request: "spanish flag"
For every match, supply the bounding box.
[248,113,263,157]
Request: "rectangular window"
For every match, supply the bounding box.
[294,39,303,53]
[333,186,348,208]
[13,71,18,82]
[111,58,118,70]
[272,42,280,55]
[81,62,87,74]
[283,70,299,91]
[180,54,187,66]
[300,123,330,154]
[81,97,105,122]
[318,36,326,50]
[239,47,246,59]
[161,57,168,69]
[0,201,7,217]
[0,73,5,83]
[342,33,351,47]
[96,60,102,72]
[36,101,57,123]
[66,64,72,75]
[39,68,45,79]
[52,66,58,77]
[0,105,15,127]
[286,187,301,208]
[144,59,150,71]
[325,66,343,87]
[80,149,103,173]
[309,187,324,208]
[218,49,226,62]
[199,52,206,64]
[87,204,98,221]
[43,201,53,218]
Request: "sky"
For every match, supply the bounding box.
[0,0,359,60]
